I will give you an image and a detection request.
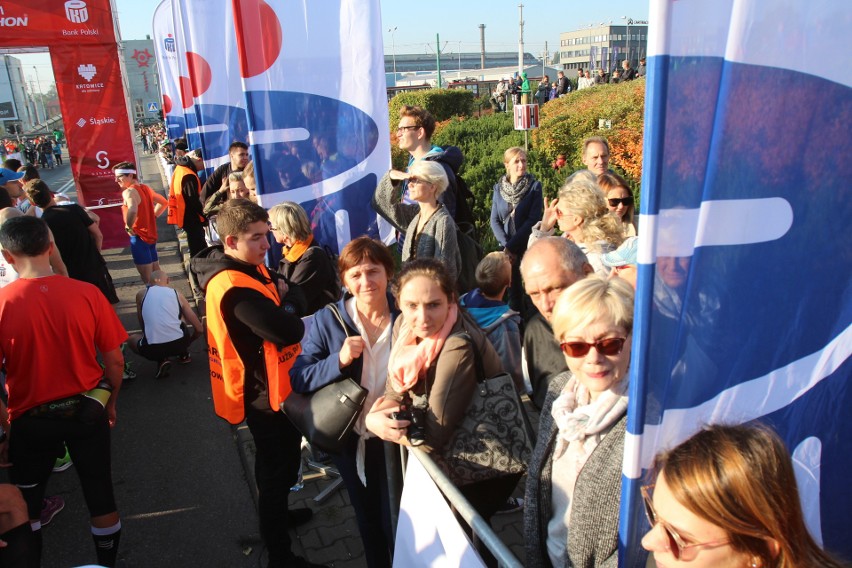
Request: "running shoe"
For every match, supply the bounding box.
[176,353,191,364]
[53,447,73,472]
[40,496,65,526]
[494,497,524,515]
[155,360,171,380]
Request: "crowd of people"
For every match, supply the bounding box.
[2,136,64,170]
[0,100,844,568]
[490,58,645,113]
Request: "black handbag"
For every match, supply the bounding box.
[435,332,534,487]
[281,304,368,454]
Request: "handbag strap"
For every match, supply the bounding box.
[327,303,353,338]
[455,332,487,384]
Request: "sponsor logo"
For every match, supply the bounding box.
[65,0,88,24]
[164,35,175,53]
[77,64,96,82]
[0,6,29,27]
[79,116,116,127]
[131,49,152,68]
[95,150,109,169]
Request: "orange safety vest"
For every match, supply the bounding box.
[168,165,203,227]
[205,265,300,424]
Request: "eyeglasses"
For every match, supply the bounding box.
[407,177,428,186]
[608,196,634,207]
[559,337,626,358]
[268,224,279,232]
[555,207,571,218]
[641,485,730,561]
[396,125,419,133]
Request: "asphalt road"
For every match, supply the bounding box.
[0,154,264,568]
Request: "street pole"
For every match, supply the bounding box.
[542,41,547,78]
[436,33,442,88]
[33,66,48,125]
[622,16,632,67]
[388,27,398,78]
[458,40,462,80]
[518,3,524,76]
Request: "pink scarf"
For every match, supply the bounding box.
[389,304,458,393]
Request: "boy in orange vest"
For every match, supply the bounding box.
[190,200,322,568]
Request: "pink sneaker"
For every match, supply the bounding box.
[40,495,65,526]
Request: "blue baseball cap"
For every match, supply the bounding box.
[601,236,639,268]
[0,168,24,186]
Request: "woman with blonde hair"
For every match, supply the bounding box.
[529,172,624,275]
[642,424,847,568]
[524,275,634,567]
[372,160,460,280]
[490,146,543,310]
[268,201,339,315]
[597,171,637,237]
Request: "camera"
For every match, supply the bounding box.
[392,404,426,447]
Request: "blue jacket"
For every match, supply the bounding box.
[290,295,398,394]
[490,179,543,256]
[459,289,523,392]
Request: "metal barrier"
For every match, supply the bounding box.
[402,447,524,568]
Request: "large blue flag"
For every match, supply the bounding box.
[622,0,852,565]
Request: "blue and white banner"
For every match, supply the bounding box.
[177,0,248,175]
[589,45,598,71]
[230,0,391,254]
[621,0,852,565]
[168,0,202,151]
[152,0,185,139]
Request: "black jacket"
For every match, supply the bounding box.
[278,242,341,316]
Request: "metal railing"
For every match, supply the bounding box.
[398,447,524,568]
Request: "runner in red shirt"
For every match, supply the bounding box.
[0,216,127,567]
[115,161,168,284]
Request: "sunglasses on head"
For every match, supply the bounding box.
[641,485,729,561]
[559,337,625,358]
[608,196,634,207]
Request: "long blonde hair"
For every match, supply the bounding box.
[557,174,624,251]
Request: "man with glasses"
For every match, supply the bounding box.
[114,162,168,284]
[383,105,464,221]
[519,237,592,408]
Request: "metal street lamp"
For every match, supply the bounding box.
[388,27,398,78]
[33,66,48,125]
[622,16,634,67]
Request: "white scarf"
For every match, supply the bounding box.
[550,375,628,508]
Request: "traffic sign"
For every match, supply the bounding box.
[147,102,159,113]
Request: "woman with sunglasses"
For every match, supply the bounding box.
[524,275,634,568]
[529,171,624,275]
[598,172,637,237]
[372,161,460,281]
[641,424,846,568]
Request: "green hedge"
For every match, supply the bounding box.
[388,89,476,125]
[385,83,645,252]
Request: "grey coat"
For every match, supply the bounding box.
[524,372,625,568]
[372,172,460,280]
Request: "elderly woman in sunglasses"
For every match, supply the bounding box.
[372,160,460,280]
[524,275,633,568]
[529,171,624,276]
[597,171,637,237]
[641,424,846,568]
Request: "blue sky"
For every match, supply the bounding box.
[22,0,649,86]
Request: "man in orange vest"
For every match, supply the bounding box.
[114,162,168,284]
[168,151,207,258]
[190,200,322,568]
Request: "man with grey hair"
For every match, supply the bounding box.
[582,136,611,175]
[520,236,592,408]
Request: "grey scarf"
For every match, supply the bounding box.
[499,173,532,206]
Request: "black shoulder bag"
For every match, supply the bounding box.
[281,303,368,454]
